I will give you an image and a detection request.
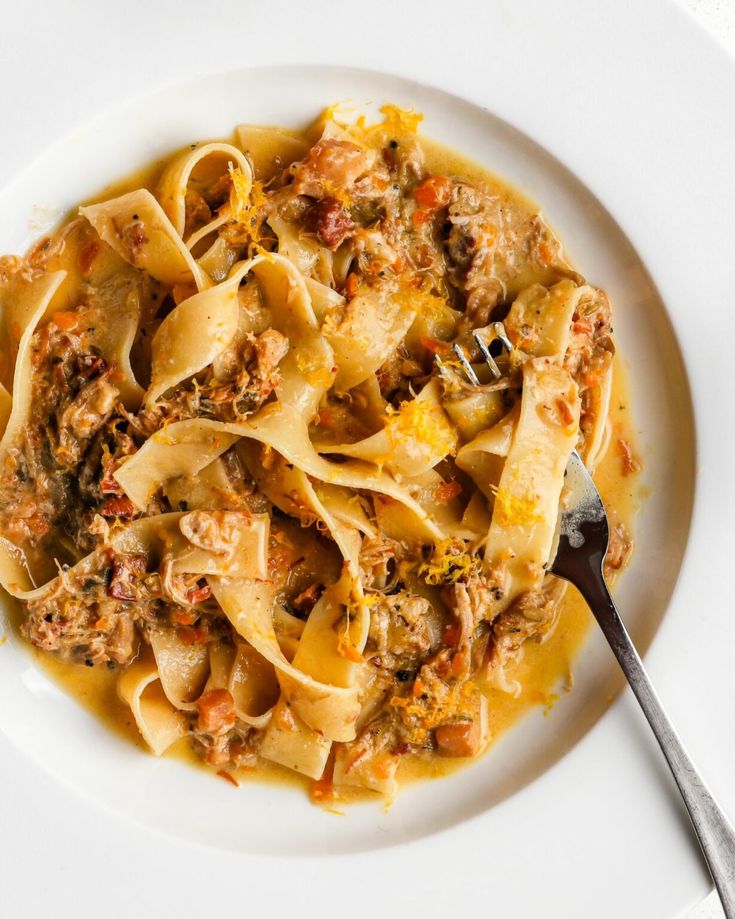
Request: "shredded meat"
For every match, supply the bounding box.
[366,591,442,672]
[179,510,249,557]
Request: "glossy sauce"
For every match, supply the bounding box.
[5,118,641,800]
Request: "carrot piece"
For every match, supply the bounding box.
[197,689,236,733]
[51,311,80,331]
[414,175,452,210]
[345,272,359,299]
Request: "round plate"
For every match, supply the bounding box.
[0,2,733,917]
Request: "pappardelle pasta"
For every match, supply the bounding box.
[0,105,635,800]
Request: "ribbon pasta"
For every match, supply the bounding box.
[0,108,626,799]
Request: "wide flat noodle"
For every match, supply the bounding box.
[87,279,144,409]
[144,253,333,417]
[209,577,360,742]
[80,189,210,290]
[144,269,244,405]
[327,284,416,391]
[228,642,280,728]
[258,700,332,779]
[157,141,252,239]
[504,279,584,362]
[117,656,187,755]
[150,629,210,711]
[456,406,519,501]
[0,271,66,453]
[115,425,239,510]
[317,379,457,479]
[483,358,580,607]
[113,404,443,539]
[172,511,269,578]
[164,457,237,511]
[235,125,309,181]
[583,365,612,471]
[249,254,334,417]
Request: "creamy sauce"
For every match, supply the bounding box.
[4,118,641,802]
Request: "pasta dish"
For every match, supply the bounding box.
[0,105,635,799]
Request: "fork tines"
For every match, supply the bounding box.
[436,321,512,385]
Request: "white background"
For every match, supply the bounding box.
[0,1,733,917]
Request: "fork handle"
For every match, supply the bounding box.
[575,567,735,916]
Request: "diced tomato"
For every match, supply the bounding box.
[187,583,212,605]
[414,175,452,211]
[179,625,208,645]
[572,317,594,335]
[443,623,461,647]
[196,689,236,733]
[420,337,451,357]
[107,553,146,601]
[170,609,198,626]
[99,495,136,518]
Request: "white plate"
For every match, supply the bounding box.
[0,2,733,917]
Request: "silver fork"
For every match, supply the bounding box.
[447,326,735,916]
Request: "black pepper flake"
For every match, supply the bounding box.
[43,613,53,623]
[389,139,399,149]
[84,659,94,667]
[178,500,189,511]
[396,669,413,682]
[132,213,139,219]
